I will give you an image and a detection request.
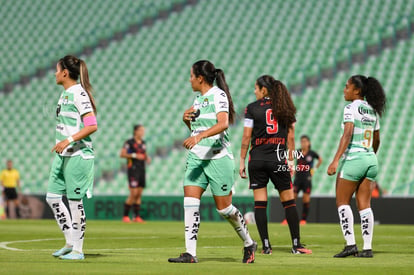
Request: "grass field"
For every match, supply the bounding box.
[0,220,413,274]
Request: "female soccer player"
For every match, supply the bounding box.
[293,135,322,224]
[327,75,385,258]
[120,124,151,223]
[168,60,256,264]
[239,75,312,255]
[46,55,98,260]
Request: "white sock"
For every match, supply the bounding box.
[69,199,86,254]
[184,197,200,257]
[360,208,374,250]
[46,193,72,247]
[217,204,254,247]
[337,205,355,246]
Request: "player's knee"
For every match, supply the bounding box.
[281,199,296,209]
[217,204,235,218]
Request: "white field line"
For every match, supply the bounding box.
[0,237,320,252]
[0,236,159,251]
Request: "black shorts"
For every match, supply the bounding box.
[294,176,312,194]
[4,188,18,200]
[127,169,146,188]
[248,160,292,192]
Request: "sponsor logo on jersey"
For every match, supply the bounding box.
[358,106,374,115]
[361,116,375,125]
[219,101,228,109]
[81,101,91,109]
[344,113,352,121]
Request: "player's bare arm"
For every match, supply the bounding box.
[327,122,354,175]
[51,112,98,154]
[373,130,380,153]
[316,156,323,168]
[182,106,195,130]
[239,126,252,178]
[287,123,296,161]
[183,111,229,149]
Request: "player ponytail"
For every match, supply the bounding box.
[256,75,296,129]
[350,75,386,117]
[58,55,97,113]
[192,60,235,124]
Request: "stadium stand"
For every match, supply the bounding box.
[0,0,190,91]
[0,0,413,196]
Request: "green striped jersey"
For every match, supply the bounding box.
[342,99,380,155]
[189,86,233,160]
[55,84,95,159]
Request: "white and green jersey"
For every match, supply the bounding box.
[189,86,233,160]
[55,84,94,159]
[342,99,380,155]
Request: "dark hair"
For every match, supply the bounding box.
[256,75,296,128]
[58,55,97,113]
[300,135,311,150]
[192,60,236,124]
[350,75,386,117]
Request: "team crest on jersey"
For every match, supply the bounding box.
[63,96,69,105]
[202,98,209,108]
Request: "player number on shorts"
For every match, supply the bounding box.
[265,109,278,134]
[362,129,372,148]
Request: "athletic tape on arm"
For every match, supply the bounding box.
[83,115,97,126]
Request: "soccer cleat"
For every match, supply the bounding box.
[262,246,272,255]
[122,216,131,223]
[333,245,358,258]
[292,246,313,254]
[300,220,307,225]
[168,252,198,263]
[281,219,288,225]
[52,246,73,257]
[357,249,373,258]
[243,241,257,263]
[59,251,85,260]
[133,216,145,223]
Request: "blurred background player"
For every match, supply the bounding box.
[46,55,98,260]
[290,135,322,225]
[168,60,256,264]
[239,75,312,255]
[0,160,21,218]
[120,124,151,223]
[327,75,386,258]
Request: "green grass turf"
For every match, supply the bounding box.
[0,220,413,274]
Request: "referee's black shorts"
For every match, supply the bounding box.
[4,187,18,200]
[248,160,292,192]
